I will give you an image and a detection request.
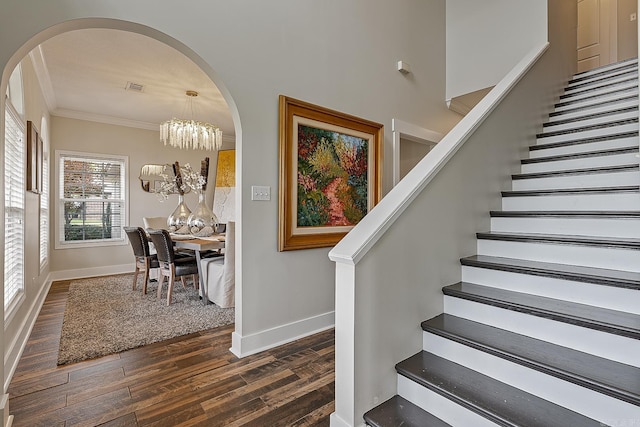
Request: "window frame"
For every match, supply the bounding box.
[55,150,129,250]
[39,117,49,270]
[4,97,26,316]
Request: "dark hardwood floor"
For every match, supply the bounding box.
[8,279,335,426]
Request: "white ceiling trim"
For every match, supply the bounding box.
[52,107,237,145]
[28,46,57,111]
[52,108,160,131]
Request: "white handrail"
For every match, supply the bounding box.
[328,42,550,266]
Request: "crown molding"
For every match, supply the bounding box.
[51,108,236,144]
[28,46,57,111]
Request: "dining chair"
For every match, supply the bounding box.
[147,229,200,305]
[200,221,235,308]
[143,216,168,230]
[123,226,159,295]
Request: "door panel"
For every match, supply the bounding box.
[577,0,616,73]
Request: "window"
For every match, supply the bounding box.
[4,101,25,310]
[57,151,128,248]
[39,118,49,268]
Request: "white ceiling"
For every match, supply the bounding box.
[32,28,234,139]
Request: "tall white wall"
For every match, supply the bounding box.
[0,0,462,381]
[3,56,52,390]
[446,0,549,101]
[331,1,576,424]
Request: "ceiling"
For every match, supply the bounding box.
[31,28,234,140]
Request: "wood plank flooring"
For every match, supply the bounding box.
[8,279,335,426]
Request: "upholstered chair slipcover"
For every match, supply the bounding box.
[200,221,235,308]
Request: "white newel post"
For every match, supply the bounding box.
[330,261,358,427]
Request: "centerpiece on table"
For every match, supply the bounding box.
[182,158,219,237]
[158,158,218,237]
[163,163,192,234]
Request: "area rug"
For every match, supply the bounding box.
[58,274,234,365]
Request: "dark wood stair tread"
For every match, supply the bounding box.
[422,314,640,406]
[363,395,452,427]
[442,282,640,339]
[490,210,640,218]
[536,118,638,139]
[550,95,639,118]
[461,254,640,290]
[512,164,638,180]
[543,105,638,128]
[559,78,638,99]
[476,231,640,250]
[522,146,638,164]
[501,185,639,197]
[396,352,604,427]
[554,87,639,109]
[566,68,638,90]
[569,58,637,83]
[530,131,639,151]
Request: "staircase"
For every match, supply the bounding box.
[364,59,640,426]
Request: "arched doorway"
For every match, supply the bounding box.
[0,18,241,397]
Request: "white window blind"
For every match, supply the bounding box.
[4,101,25,310]
[58,152,126,247]
[39,139,49,267]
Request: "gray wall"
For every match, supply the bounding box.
[618,0,639,61]
[446,0,548,100]
[0,0,462,387]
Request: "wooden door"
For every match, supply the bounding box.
[577,0,618,72]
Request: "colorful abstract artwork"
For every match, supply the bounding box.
[278,96,383,251]
[297,125,368,227]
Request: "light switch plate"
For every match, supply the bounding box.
[251,185,271,201]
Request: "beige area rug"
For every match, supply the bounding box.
[58,274,234,365]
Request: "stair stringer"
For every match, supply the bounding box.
[329,38,578,426]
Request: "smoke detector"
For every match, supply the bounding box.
[125,81,145,93]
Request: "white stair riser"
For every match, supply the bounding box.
[444,296,640,367]
[565,74,638,95]
[529,136,639,158]
[554,88,639,113]
[536,123,639,145]
[547,99,638,124]
[422,332,638,424]
[477,239,640,272]
[521,152,639,173]
[461,266,640,314]
[490,216,640,239]
[511,170,639,191]
[397,375,499,427]
[569,61,638,83]
[540,111,638,134]
[502,193,639,211]
[559,81,638,103]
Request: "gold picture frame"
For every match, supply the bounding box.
[27,121,43,194]
[278,95,383,251]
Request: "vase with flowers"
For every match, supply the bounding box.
[181,158,218,237]
[156,164,192,234]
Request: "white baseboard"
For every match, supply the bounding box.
[230,311,334,358]
[48,263,135,282]
[330,412,365,427]
[4,274,53,392]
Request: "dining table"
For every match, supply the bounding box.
[172,235,225,305]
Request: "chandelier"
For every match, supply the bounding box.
[160,90,223,151]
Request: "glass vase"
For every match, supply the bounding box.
[187,191,218,237]
[167,194,191,234]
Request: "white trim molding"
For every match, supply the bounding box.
[392,119,443,186]
[230,311,334,358]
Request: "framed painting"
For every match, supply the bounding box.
[26,121,42,194]
[278,95,383,251]
[213,149,236,223]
